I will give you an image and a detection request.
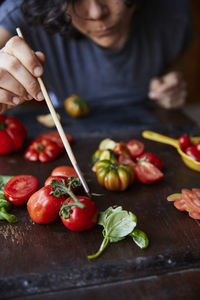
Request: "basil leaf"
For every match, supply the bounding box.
[0,175,13,192]
[105,211,137,239]
[98,206,123,227]
[129,228,149,249]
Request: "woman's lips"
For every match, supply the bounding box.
[95,26,116,37]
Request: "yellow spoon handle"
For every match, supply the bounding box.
[142,131,179,149]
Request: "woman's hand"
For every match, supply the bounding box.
[0,36,45,114]
[148,72,187,109]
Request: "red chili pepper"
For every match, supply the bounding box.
[24,137,62,162]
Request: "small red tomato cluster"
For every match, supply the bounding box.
[178,135,200,162]
[93,138,164,188]
[113,139,164,185]
[0,115,27,155]
[3,166,98,232]
[27,166,98,231]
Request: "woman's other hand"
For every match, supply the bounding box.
[148,72,187,109]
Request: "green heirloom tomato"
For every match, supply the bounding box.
[95,160,134,191]
[64,94,89,118]
[92,149,117,165]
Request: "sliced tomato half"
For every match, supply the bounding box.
[137,152,163,170]
[4,175,38,206]
[135,161,163,184]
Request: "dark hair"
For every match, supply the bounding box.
[21,0,139,36]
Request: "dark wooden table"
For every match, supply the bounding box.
[0,101,200,300]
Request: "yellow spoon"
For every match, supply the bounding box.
[142,130,200,172]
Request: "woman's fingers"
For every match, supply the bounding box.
[149,72,182,97]
[35,51,46,64]
[0,88,25,106]
[0,51,44,101]
[149,71,187,109]
[4,36,43,77]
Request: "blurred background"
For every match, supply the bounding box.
[174,0,200,104]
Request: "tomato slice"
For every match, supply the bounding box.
[4,175,38,206]
[51,165,78,178]
[135,161,163,184]
[181,189,200,213]
[173,198,190,212]
[137,152,163,170]
[36,131,73,149]
[127,139,144,158]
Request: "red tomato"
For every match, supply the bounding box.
[44,175,79,194]
[195,141,200,153]
[127,139,144,158]
[24,138,61,162]
[135,161,163,184]
[185,146,200,162]
[51,165,78,178]
[4,175,38,206]
[178,135,191,150]
[118,154,136,168]
[113,142,131,157]
[27,185,65,224]
[36,131,73,150]
[60,196,98,231]
[0,115,27,154]
[44,175,68,186]
[137,152,163,170]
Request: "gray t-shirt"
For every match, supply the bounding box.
[0,0,192,107]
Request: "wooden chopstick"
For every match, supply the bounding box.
[16,27,91,197]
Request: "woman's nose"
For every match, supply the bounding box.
[84,0,109,20]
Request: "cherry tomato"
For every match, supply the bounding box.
[178,135,191,150]
[135,161,163,184]
[195,141,200,153]
[24,138,61,162]
[60,196,98,231]
[51,165,78,178]
[4,175,38,206]
[64,95,90,118]
[137,152,163,170]
[0,115,27,154]
[36,131,73,150]
[185,146,200,162]
[44,175,79,194]
[44,175,68,186]
[127,139,144,158]
[27,185,65,224]
[113,142,131,157]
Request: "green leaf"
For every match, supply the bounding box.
[105,210,137,241]
[129,228,149,249]
[0,175,13,192]
[98,206,123,227]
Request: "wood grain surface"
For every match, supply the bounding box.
[0,103,200,300]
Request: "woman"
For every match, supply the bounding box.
[0,0,192,113]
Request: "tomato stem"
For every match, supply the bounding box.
[50,178,85,209]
